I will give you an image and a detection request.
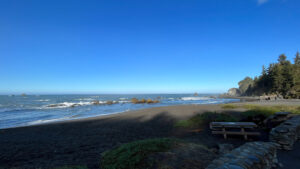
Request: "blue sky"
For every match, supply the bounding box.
[0,0,299,94]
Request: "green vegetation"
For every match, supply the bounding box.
[222,104,239,109]
[237,104,300,114]
[237,52,300,98]
[101,138,179,169]
[53,166,88,169]
[175,112,238,128]
[241,108,276,119]
[131,98,160,104]
[176,104,300,128]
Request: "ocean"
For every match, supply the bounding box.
[0,94,239,129]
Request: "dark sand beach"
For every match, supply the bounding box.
[0,101,299,169]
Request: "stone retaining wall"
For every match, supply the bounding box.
[206,142,278,169]
[270,115,300,150]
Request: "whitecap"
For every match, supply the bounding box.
[181,97,211,101]
[35,99,50,102]
[75,98,94,101]
[45,101,93,109]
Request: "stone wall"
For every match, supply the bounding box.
[206,142,278,169]
[270,115,300,150]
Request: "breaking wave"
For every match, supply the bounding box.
[181,97,211,101]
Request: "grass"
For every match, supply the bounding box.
[221,104,239,109]
[222,104,300,116]
[175,104,300,128]
[101,138,179,169]
[242,104,300,115]
[175,112,238,128]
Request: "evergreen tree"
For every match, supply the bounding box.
[237,52,300,98]
[295,51,300,65]
[278,54,287,64]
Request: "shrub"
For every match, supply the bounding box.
[175,112,238,128]
[241,108,275,119]
[101,138,179,169]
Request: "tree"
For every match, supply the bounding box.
[278,54,287,64]
[281,61,294,97]
[295,51,300,65]
[291,52,300,98]
[236,52,300,98]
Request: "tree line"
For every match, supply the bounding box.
[238,52,300,99]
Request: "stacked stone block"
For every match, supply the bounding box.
[269,115,300,150]
[206,142,278,169]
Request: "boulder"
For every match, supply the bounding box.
[227,88,241,97]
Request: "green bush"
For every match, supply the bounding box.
[101,138,179,169]
[175,112,238,128]
[241,108,277,119]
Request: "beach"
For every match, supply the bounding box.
[1,100,300,169]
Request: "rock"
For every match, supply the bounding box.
[227,88,241,97]
[106,101,114,105]
[206,142,278,169]
[218,144,234,155]
[92,100,100,105]
[270,115,300,150]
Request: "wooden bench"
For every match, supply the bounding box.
[210,122,260,140]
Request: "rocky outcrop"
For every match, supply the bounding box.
[269,115,300,150]
[206,142,278,169]
[227,88,241,97]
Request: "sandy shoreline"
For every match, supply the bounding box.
[1,100,299,169]
[5,99,300,130]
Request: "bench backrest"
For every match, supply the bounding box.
[210,122,257,129]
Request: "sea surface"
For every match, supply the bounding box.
[0,94,239,129]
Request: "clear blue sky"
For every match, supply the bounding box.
[0,0,299,94]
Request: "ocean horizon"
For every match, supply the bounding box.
[0,94,239,129]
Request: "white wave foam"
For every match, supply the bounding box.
[26,117,70,125]
[75,98,94,101]
[181,97,211,101]
[46,101,93,109]
[118,100,130,103]
[35,99,50,102]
